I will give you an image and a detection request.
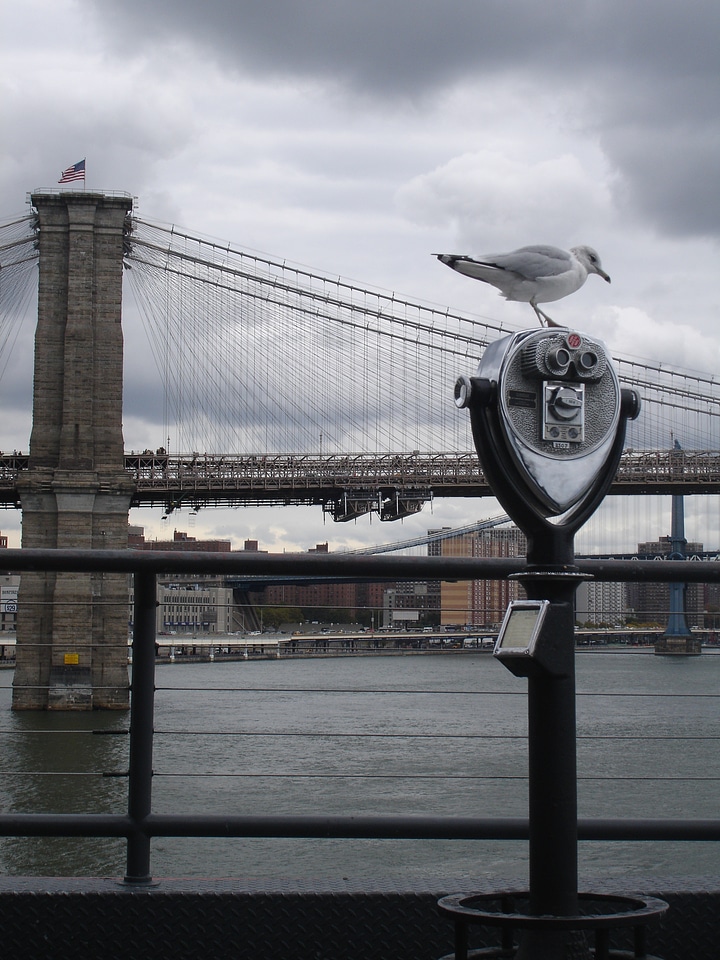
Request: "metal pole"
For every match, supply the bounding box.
[525,581,579,917]
[124,569,156,883]
[516,527,584,958]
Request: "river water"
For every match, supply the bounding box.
[0,650,717,882]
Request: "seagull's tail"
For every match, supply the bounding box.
[434,254,479,270]
[435,254,502,285]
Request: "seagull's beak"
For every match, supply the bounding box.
[599,269,611,283]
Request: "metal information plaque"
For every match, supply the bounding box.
[494,600,550,658]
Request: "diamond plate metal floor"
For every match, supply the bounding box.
[0,877,716,960]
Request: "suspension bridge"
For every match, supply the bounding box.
[0,188,718,709]
[1,196,719,522]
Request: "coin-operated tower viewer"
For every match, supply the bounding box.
[443,328,658,960]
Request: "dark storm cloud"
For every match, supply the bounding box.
[83,0,720,241]
[83,1,718,94]
[84,0,560,92]
[599,112,720,238]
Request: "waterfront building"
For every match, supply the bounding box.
[263,578,358,617]
[575,579,627,626]
[128,580,236,636]
[383,581,439,628]
[128,526,238,633]
[430,525,527,628]
[355,580,390,630]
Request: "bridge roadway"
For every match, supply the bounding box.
[0,448,718,520]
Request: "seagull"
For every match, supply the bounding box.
[435,244,611,326]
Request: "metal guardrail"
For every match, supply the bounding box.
[2,547,720,884]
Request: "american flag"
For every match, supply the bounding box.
[58,159,86,183]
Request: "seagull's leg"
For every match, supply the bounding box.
[531,303,545,326]
[531,302,560,327]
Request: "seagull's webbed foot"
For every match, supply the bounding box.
[531,303,560,327]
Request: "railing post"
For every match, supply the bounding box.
[124,569,157,883]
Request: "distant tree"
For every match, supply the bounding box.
[261,607,303,628]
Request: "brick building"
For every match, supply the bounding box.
[430,525,527,627]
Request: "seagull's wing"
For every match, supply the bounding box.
[482,246,573,281]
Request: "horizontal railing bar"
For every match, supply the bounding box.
[1,548,720,582]
[0,813,718,842]
[149,731,720,740]
[153,685,720,698]
[7,772,720,783]
[4,686,719,699]
[0,814,133,837]
[577,819,720,841]
[153,774,720,782]
[0,729,716,741]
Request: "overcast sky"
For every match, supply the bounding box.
[1,0,719,552]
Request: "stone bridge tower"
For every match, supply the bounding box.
[13,192,136,710]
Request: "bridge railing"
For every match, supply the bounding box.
[1,548,720,883]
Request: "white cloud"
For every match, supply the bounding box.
[596,307,720,374]
[396,150,612,248]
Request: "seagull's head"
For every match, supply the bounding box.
[572,245,611,283]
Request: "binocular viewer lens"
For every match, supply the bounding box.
[521,334,606,382]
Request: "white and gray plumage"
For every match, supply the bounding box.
[435,244,611,326]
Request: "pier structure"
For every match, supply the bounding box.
[12,191,135,709]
